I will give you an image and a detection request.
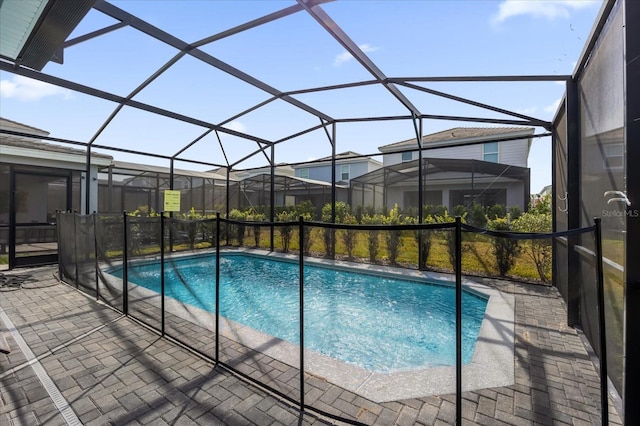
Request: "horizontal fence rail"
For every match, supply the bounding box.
[56,211,607,426]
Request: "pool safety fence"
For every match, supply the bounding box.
[56,212,608,426]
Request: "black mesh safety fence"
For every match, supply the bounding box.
[460,222,606,425]
[162,216,218,360]
[423,226,458,274]
[458,225,519,412]
[554,235,570,301]
[217,218,303,403]
[454,227,554,284]
[125,215,162,330]
[300,220,456,422]
[573,223,624,397]
[168,216,216,253]
[76,214,97,297]
[577,230,600,355]
[55,211,607,425]
[224,217,249,249]
[57,212,77,286]
[306,223,332,260]
[460,224,591,283]
[246,222,271,251]
[95,213,124,311]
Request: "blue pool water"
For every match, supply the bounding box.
[111,254,488,372]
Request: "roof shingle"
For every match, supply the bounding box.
[378,127,535,151]
[1,117,113,160]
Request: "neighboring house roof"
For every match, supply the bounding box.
[538,184,553,196]
[293,175,348,188]
[221,164,295,180]
[240,173,349,189]
[0,117,49,136]
[316,151,365,162]
[1,135,113,160]
[109,161,232,181]
[378,127,535,152]
[294,151,382,167]
[1,116,113,161]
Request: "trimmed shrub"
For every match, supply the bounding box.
[246,210,266,248]
[406,215,435,270]
[382,204,402,264]
[321,201,350,258]
[487,204,507,220]
[361,213,382,263]
[294,200,316,219]
[467,202,487,228]
[508,206,522,220]
[300,212,313,255]
[488,217,520,277]
[434,210,464,269]
[513,210,552,283]
[341,212,358,259]
[276,210,296,252]
[228,209,247,246]
[182,207,203,249]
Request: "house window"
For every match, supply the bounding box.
[298,168,309,178]
[483,142,499,163]
[340,165,350,181]
[604,143,624,170]
[401,151,413,162]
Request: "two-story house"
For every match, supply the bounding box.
[293,151,382,185]
[350,127,534,213]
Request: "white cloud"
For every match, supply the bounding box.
[544,98,562,114]
[225,120,247,133]
[517,106,538,115]
[333,43,379,67]
[492,0,600,24]
[0,75,72,101]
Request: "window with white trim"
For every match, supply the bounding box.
[483,142,499,163]
[298,168,309,178]
[604,143,624,170]
[340,165,350,181]
[401,151,413,162]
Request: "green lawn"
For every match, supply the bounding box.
[249,227,547,282]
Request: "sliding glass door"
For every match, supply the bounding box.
[10,171,71,268]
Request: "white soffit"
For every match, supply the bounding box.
[0,0,49,61]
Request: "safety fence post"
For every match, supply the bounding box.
[122,211,129,316]
[160,213,166,336]
[594,218,608,426]
[73,213,79,287]
[216,212,221,363]
[455,217,462,426]
[299,215,305,411]
[93,213,99,301]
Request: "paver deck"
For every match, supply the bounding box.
[0,266,622,425]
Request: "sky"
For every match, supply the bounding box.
[0,0,604,194]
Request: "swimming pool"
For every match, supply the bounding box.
[110,253,488,373]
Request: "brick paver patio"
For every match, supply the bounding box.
[0,266,622,425]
